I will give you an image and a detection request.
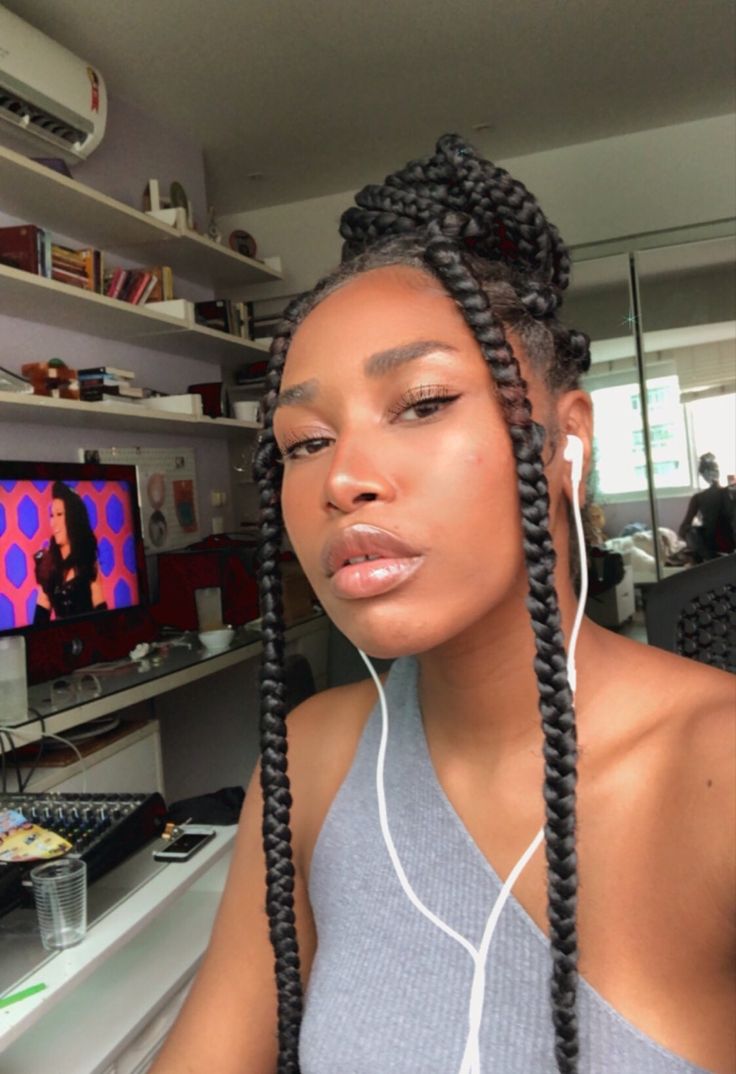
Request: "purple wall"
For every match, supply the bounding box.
[0,96,234,535]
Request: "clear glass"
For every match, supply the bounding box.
[30,857,87,950]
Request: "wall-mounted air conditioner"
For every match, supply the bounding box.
[0,5,107,165]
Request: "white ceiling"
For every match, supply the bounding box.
[3,0,735,213]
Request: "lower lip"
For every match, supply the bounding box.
[330,556,425,599]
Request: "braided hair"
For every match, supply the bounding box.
[253,134,591,1073]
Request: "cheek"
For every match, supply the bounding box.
[281,475,321,563]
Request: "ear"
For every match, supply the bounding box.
[554,390,593,505]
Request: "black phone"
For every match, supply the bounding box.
[152,826,216,862]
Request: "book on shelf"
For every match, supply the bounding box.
[194,299,230,333]
[0,224,46,276]
[194,298,251,338]
[138,276,158,304]
[126,270,153,305]
[50,243,102,292]
[146,265,174,302]
[104,267,128,299]
[78,375,132,389]
[80,383,145,399]
[103,264,174,305]
[78,365,136,379]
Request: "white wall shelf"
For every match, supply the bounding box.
[0,390,259,438]
[0,264,271,364]
[0,145,281,289]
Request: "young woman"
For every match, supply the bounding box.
[33,480,106,622]
[151,136,734,1074]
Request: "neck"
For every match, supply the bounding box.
[416,570,604,766]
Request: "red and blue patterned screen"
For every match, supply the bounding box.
[0,477,142,630]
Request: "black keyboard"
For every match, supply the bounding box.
[0,791,167,916]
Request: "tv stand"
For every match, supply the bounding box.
[16,615,327,747]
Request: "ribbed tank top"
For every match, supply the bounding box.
[300,656,712,1073]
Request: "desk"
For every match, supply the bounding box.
[8,615,327,747]
[0,826,235,1072]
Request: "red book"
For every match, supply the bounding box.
[108,269,129,299]
[137,275,159,305]
[105,267,125,297]
[0,224,43,274]
[128,271,153,305]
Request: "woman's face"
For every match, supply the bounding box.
[274,266,559,659]
[50,498,69,549]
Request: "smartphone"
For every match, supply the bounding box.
[153,826,216,862]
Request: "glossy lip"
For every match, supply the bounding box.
[321,523,424,578]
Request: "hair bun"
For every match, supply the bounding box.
[339,134,571,293]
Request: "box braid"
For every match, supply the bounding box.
[253,134,590,1073]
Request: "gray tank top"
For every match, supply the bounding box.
[300,656,712,1073]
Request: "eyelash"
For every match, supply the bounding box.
[386,384,459,421]
[279,385,460,460]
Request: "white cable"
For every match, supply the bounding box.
[3,727,88,793]
[358,649,543,1074]
[566,463,588,694]
[359,650,478,961]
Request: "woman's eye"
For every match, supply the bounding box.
[391,389,460,423]
[281,436,332,460]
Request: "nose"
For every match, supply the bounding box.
[322,437,395,514]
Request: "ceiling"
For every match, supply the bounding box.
[3,0,735,213]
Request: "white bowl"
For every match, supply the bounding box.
[198,627,235,652]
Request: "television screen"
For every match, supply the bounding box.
[0,461,146,632]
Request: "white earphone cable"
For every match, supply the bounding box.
[357,442,587,1073]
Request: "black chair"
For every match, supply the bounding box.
[645,554,736,672]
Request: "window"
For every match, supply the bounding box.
[687,392,736,480]
[591,375,691,496]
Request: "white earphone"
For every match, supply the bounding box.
[563,432,584,488]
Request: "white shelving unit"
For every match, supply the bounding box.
[0,143,280,369]
[0,263,271,364]
[0,389,259,438]
[0,145,281,289]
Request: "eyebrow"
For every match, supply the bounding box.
[274,339,459,408]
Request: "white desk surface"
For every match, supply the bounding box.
[0,826,235,1060]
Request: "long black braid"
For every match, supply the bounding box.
[254,134,591,1073]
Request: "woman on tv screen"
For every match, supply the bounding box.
[33,481,107,624]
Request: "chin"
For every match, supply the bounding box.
[323,599,461,662]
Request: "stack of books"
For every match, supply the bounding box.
[78,365,145,404]
[0,224,105,293]
[51,243,102,292]
[104,265,174,305]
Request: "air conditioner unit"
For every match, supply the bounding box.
[0,6,107,165]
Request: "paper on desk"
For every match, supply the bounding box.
[0,809,72,862]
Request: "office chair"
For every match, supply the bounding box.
[645,553,736,672]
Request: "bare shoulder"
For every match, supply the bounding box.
[629,641,735,919]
